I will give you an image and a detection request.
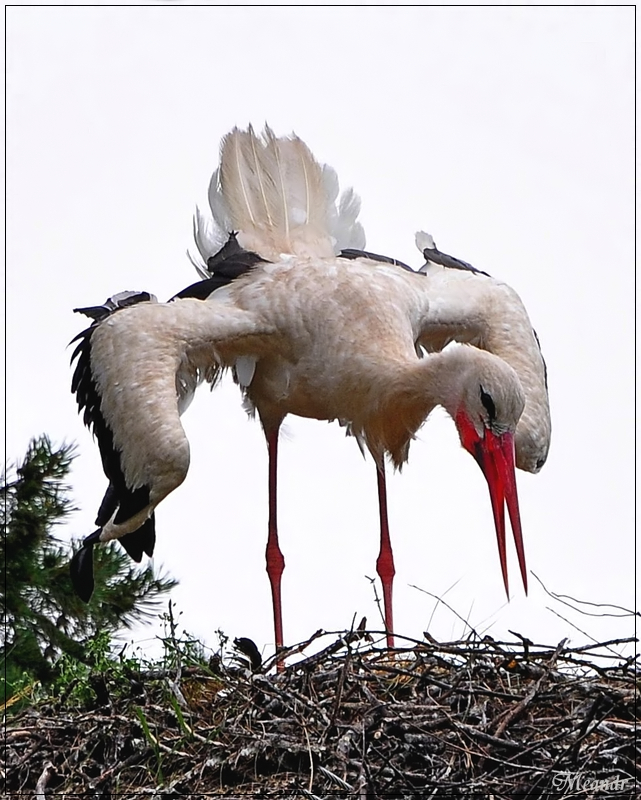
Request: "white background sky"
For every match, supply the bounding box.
[6,6,635,663]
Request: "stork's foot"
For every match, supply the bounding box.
[70,530,101,602]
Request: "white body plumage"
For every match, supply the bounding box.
[71,126,550,648]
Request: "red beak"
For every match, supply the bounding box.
[455,411,528,597]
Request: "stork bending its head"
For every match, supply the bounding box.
[70,126,550,654]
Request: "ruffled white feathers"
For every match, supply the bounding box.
[189,125,366,269]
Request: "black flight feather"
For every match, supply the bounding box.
[339,248,415,272]
[420,244,490,277]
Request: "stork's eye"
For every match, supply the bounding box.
[479,386,496,422]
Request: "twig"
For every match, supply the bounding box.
[493,638,566,737]
[301,721,314,792]
[532,572,638,617]
[545,608,629,660]
[410,584,481,639]
[34,761,54,800]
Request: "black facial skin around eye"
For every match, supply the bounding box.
[480,386,496,422]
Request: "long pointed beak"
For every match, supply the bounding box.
[455,413,527,596]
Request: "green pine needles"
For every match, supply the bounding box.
[2,435,176,702]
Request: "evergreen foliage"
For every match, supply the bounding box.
[2,435,177,698]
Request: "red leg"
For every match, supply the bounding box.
[376,463,395,648]
[265,429,285,653]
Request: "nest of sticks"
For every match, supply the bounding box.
[4,630,638,798]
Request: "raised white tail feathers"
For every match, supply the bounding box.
[191,125,365,268]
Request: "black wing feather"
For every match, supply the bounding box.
[339,248,415,272]
[206,231,267,278]
[421,246,491,277]
[173,233,266,300]
[118,516,156,562]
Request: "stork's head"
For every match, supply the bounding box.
[442,349,528,596]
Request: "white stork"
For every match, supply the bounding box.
[70,125,550,653]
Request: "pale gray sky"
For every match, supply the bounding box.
[6,6,635,660]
